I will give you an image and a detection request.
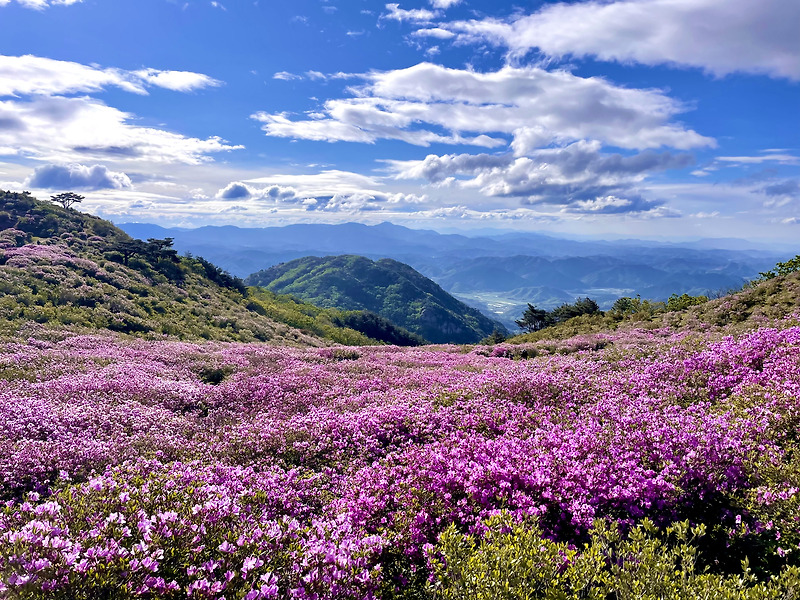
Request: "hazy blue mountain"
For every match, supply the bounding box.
[117,221,786,328]
[246,255,505,344]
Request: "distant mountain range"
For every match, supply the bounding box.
[119,221,789,329]
[247,255,504,344]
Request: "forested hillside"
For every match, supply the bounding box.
[246,254,505,344]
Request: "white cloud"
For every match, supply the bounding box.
[210,170,431,213]
[0,95,242,164]
[716,152,800,166]
[216,181,252,199]
[253,62,712,152]
[383,3,439,23]
[0,55,221,97]
[411,27,456,40]
[246,169,384,197]
[0,0,81,8]
[273,71,302,81]
[441,0,800,80]
[132,68,221,92]
[24,163,133,190]
[429,0,460,8]
[388,141,693,214]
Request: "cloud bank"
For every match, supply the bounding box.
[253,62,712,153]
[25,163,133,190]
[439,0,800,80]
[0,55,237,166]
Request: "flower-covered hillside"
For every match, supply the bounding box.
[0,190,393,346]
[2,316,800,598]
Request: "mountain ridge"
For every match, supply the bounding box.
[246,254,506,344]
[118,221,785,328]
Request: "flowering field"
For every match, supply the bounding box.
[2,319,800,598]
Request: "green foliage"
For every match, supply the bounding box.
[551,296,601,323]
[667,293,709,312]
[515,303,553,333]
[608,295,667,320]
[758,255,800,282]
[245,288,379,346]
[515,298,600,334]
[430,514,606,600]
[49,192,84,209]
[1,189,121,240]
[480,328,508,345]
[187,253,247,295]
[331,310,427,346]
[430,514,800,600]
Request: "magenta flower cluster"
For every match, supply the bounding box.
[1,320,800,597]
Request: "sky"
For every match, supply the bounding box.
[0,0,798,242]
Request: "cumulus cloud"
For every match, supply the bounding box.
[214,170,430,213]
[252,63,712,152]
[246,169,384,197]
[382,3,439,23]
[429,0,460,8]
[24,163,133,190]
[216,181,252,199]
[388,141,693,214]
[0,55,221,97]
[411,27,456,40]
[0,0,81,8]
[0,95,242,164]
[564,195,669,215]
[440,0,800,80]
[132,68,221,92]
[251,63,709,218]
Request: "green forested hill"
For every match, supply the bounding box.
[246,254,506,344]
[0,190,407,346]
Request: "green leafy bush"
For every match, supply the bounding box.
[429,514,800,600]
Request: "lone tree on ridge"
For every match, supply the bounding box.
[51,192,85,209]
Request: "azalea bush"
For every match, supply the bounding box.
[2,318,800,597]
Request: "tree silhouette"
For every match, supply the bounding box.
[50,192,85,209]
[515,303,552,332]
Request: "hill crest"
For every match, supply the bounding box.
[246,254,506,344]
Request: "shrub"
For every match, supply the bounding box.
[429,515,800,600]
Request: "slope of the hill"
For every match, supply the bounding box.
[0,191,381,346]
[246,254,506,344]
[506,265,800,344]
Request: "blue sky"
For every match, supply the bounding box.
[0,0,798,242]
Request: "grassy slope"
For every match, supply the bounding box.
[0,191,378,346]
[506,269,800,344]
